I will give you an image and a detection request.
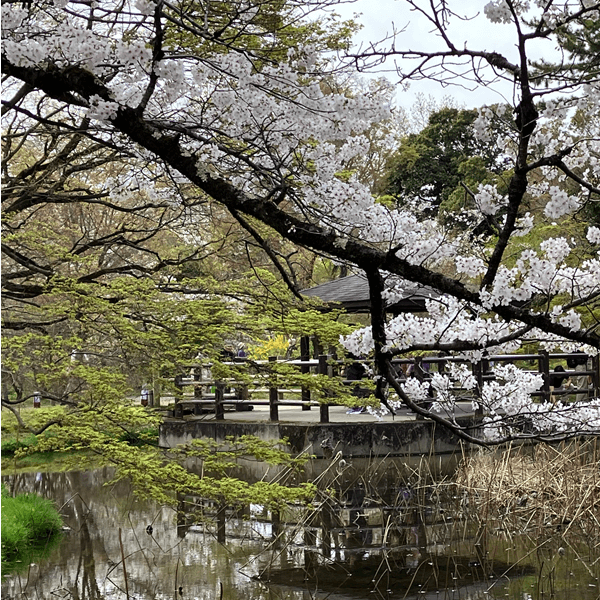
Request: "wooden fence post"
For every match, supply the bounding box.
[300,336,311,410]
[318,354,330,424]
[151,370,160,408]
[269,356,279,422]
[591,354,600,398]
[234,383,249,411]
[482,357,490,381]
[473,357,489,417]
[193,367,202,398]
[539,350,550,403]
[174,374,184,418]
[215,382,225,421]
[437,352,447,375]
[473,360,483,416]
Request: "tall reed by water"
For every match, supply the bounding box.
[456,439,600,539]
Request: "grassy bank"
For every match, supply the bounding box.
[1,448,103,475]
[1,484,63,574]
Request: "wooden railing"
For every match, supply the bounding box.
[165,352,600,422]
[170,356,325,421]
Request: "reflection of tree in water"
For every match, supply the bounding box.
[2,469,285,600]
[0,464,456,599]
[4,459,451,598]
[3,460,597,600]
[251,459,515,598]
[68,472,102,600]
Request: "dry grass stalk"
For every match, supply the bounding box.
[454,439,600,540]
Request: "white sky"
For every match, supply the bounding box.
[331,0,560,111]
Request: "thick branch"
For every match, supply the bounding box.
[1,82,33,116]
[4,59,598,348]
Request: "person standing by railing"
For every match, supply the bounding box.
[345,354,367,414]
[549,365,573,403]
[567,351,589,402]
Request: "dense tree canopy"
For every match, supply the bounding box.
[386,107,505,217]
[2,0,600,449]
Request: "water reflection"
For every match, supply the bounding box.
[2,461,599,600]
[2,469,273,600]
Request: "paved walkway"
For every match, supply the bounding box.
[172,402,475,424]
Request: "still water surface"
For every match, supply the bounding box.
[1,464,598,600]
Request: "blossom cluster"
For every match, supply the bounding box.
[87,95,120,121]
[4,14,151,77]
[474,183,506,216]
[544,186,581,220]
[473,107,495,143]
[135,0,155,16]
[483,0,514,24]
[587,227,600,245]
[341,296,524,358]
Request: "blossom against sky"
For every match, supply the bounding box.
[332,0,560,109]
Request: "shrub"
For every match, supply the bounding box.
[1,489,63,569]
[1,434,39,456]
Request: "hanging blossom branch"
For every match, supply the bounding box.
[2,57,598,347]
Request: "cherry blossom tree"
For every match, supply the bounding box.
[2,0,600,445]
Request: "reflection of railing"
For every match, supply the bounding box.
[166,352,599,421]
[175,488,474,576]
[176,490,441,543]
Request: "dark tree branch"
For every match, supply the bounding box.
[1,243,53,277]
[230,208,303,299]
[1,82,33,116]
[365,267,395,414]
[3,59,598,349]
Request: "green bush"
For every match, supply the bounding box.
[1,513,30,557]
[1,434,39,456]
[1,488,63,571]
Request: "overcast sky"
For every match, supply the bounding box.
[331,0,560,111]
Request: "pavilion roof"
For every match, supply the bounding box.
[301,274,440,314]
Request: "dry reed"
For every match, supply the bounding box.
[455,439,600,541]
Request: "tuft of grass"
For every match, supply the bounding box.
[1,485,63,573]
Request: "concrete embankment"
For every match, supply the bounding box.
[159,405,479,459]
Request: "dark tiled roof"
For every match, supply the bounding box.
[301,274,440,313]
[302,274,371,303]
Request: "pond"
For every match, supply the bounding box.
[2,446,599,600]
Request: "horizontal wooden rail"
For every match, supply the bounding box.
[164,351,599,421]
